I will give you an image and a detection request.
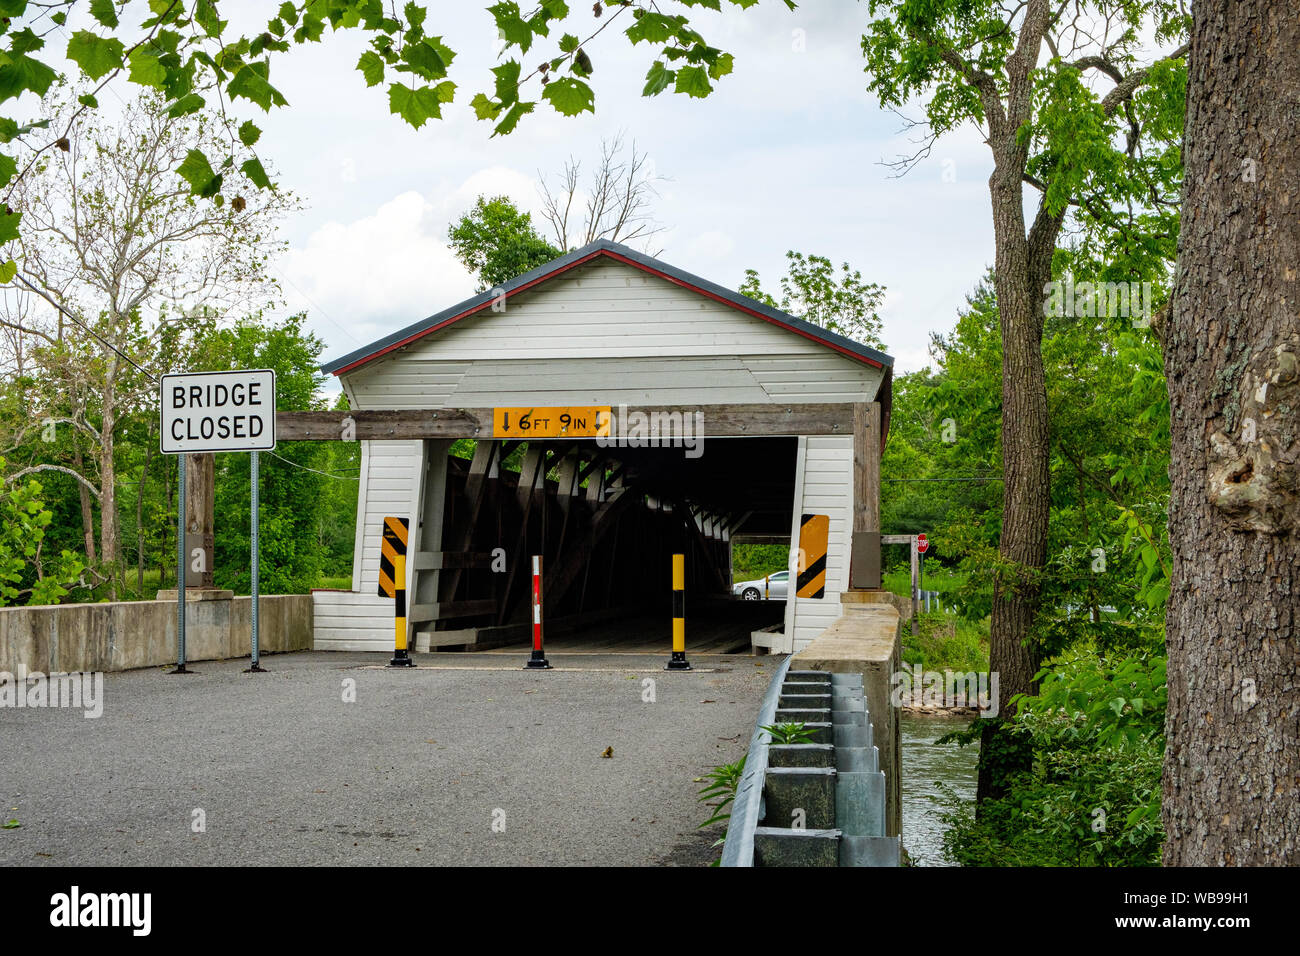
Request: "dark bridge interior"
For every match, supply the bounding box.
[425,437,797,651]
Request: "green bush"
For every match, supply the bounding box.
[941,649,1166,866]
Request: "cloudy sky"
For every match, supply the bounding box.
[73,2,1002,378]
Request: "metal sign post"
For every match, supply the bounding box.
[160,369,276,675]
[173,453,188,674]
[246,450,265,672]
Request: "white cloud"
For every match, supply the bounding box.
[434,164,546,223]
[685,229,736,262]
[279,191,477,353]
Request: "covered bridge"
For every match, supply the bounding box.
[306,239,893,655]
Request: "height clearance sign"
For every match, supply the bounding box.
[160,370,277,454]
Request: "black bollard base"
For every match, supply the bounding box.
[389,650,415,667]
[524,650,553,670]
[665,651,692,671]
[244,663,267,673]
[168,664,193,674]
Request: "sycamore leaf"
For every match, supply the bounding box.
[127,47,167,89]
[241,157,271,189]
[238,120,261,147]
[673,64,712,98]
[643,61,673,97]
[0,153,15,189]
[66,31,126,82]
[492,99,534,136]
[402,37,450,79]
[90,0,119,29]
[0,54,57,104]
[0,259,16,284]
[492,60,522,106]
[177,148,221,196]
[166,93,205,117]
[489,2,535,53]
[626,11,684,45]
[357,50,385,87]
[0,207,22,244]
[469,92,501,121]
[387,82,447,129]
[708,51,734,80]
[228,62,288,110]
[541,76,593,116]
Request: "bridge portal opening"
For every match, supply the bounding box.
[420,436,796,654]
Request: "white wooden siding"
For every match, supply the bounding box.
[330,254,881,653]
[343,258,883,408]
[785,435,855,652]
[313,438,422,651]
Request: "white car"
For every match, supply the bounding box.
[733,571,789,600]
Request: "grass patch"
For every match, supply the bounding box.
[901,612,989,672]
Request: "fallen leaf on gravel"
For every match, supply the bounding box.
[600,746,613,758]
[700,699,716,703]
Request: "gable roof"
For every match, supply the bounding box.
[320,239,894,377]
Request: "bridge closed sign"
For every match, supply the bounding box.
[160,370,277,454]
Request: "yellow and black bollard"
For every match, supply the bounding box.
[380,516,414,667]
[666,553,691,671]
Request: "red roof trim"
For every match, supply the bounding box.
[332,248,885,376]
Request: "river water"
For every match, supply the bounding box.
[900,712,980,866]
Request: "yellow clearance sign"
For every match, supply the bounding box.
[377,516,408,599]
[493,406,611,439]
[796,513,829,599]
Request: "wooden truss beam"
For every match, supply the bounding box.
[277,403,868,441]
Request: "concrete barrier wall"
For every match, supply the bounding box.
[791,591,902,837]
[0,593,313,674]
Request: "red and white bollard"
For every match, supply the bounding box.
[525,554,552,669]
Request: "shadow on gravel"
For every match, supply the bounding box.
[658,827,725,867]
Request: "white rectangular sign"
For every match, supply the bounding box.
[160,369,277,454]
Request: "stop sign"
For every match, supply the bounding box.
[917,534,929,554]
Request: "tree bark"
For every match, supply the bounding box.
[136,438,153,597]
[72,443,97,566]
[974,1,1062,802]
[1162,0,1299,864]
[97,350,119,602]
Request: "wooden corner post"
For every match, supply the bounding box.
[850,402,882,590]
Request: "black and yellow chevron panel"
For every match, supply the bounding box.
[377,516,409,598]
[796,513,829,599]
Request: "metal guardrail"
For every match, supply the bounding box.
[720,657,899,867]
[719,655,793,867]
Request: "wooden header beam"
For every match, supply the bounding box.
[276,403,871,442]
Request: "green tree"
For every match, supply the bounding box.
[447,195,560,292]
[859,0,1188,802]
[740,252,886,349]
[0,1,768,275]
[188,313,336,594]
[1,88,293,599]
[0,458,84,606]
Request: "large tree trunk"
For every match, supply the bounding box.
[72,443,97,565]
[98,354,119,601]
[1162,0,1299,865]
[975,131,1060,803]
[136,438,153,597]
